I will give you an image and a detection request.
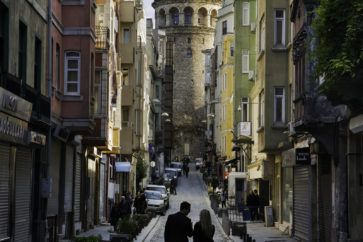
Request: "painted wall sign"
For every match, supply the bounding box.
[0,112,28,144]
[238,122,251,136]
[0,87,32,121]
[296,147,310,165]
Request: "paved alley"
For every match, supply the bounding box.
[143,164,232,242]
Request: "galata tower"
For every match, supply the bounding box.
[152,0,222,159]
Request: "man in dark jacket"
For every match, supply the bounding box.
[164,201,193,242]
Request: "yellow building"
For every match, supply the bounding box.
[220,34,235,159]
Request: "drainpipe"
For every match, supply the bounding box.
[44,0,52,241]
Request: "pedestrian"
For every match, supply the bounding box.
[119,195,131,219]
[170,177,177,195]
[247,190,258,221]
[165,201,193,242]
[110,201,120,230]
[253,189,260,220]
[220,190,227,208]
[185,165,189,177]
[193,209,215,242]
[134,192,143,214]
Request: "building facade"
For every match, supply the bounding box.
[153,0,222,159]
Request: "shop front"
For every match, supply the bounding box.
[281,149,294,234]
[0,87,33,242]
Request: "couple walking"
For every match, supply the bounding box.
[165,201,215,242]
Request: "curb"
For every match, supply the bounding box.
[134,215,161,242]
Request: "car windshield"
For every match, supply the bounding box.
[145,192,161,200]
[165,170,177,176]
[147,187,166,194]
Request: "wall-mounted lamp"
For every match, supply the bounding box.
[161,112,169,117]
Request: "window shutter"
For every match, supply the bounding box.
[242,3,250,26]
[242,50,249,73]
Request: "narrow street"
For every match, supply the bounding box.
[144,164,231,242]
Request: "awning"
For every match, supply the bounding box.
[115,162,131,172]
[232,145,240,151]
[232,135,254,145]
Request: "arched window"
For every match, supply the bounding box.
[187,49,192,58]
[184,7,193,25]
[159,9,166,27]
[173,12,179,25]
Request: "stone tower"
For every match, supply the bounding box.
[153,0,222,159]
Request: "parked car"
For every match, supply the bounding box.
[195,158,203,169]
[164,167,179,183]
[144,190,166,215]
[146,184,169,209]
[170,162,183,176]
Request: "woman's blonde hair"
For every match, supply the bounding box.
[199,209,213,239]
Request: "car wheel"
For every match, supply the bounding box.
[161,209,166,216]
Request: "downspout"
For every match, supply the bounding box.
[42,0,52,241]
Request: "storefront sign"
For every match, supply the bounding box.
[296,147,310,165]
[0,112,27,144]
[28,131,46,145]
[238,122,251,136]
[0,87,32,121]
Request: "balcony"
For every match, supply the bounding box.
[95,26,110,50]
[121,85,133,106]
[119,1,134,23]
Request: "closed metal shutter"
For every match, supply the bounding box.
[319,157,332,241]
[0,143,10,240]
[99,163,105,221]
[64,145,74,213]
[87,158,96,223]
[73,153,81,222]
[48,139,61,216]
[14,147,32,242]
[293,166,310,242]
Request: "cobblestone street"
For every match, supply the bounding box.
[143,164,232,242]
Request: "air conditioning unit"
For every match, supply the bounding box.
[250,22,256,32]
[248,71,254,81]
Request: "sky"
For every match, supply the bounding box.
[144,0,155,23]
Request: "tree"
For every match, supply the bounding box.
[135,154,147,191]
[312,0,363,113]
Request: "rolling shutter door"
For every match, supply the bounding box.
[14,147,32,242]
[64,145,74,213]
[319,158,332,242]
[99,163,105,221]
[87,158,96,223]
[73,153,81,222]
[0,143,10,240]
[48,139,61,216]
[293,166,310,242]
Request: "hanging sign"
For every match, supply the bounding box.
[296,147,310,165]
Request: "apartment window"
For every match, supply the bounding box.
[230,42,234,57]
[274,9,285,47]
[122,107,129,127]
[94,70,101,113]
[123,28,130,43]
[259,90,264,127]
[224,72,227,90]
[242,49,249,73]
[173,12,179,25]
[242,2,250,26]
[241,97,249,122]
[223,104,227,121]
[64,51,81,95]
[0,4,8,73]
[223,136,226,154]
[155,84,160,99]
[187,37,191,44]
[222,21,227,35]
[19,21,27,83]
[274,87,285,123]
[56,44,60,91]
[34,37,41,91]
[122,68,129,86]
[187,49,192,58]
[91,53,94,97]
[259,16,265,52]
[185,11,192,24]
